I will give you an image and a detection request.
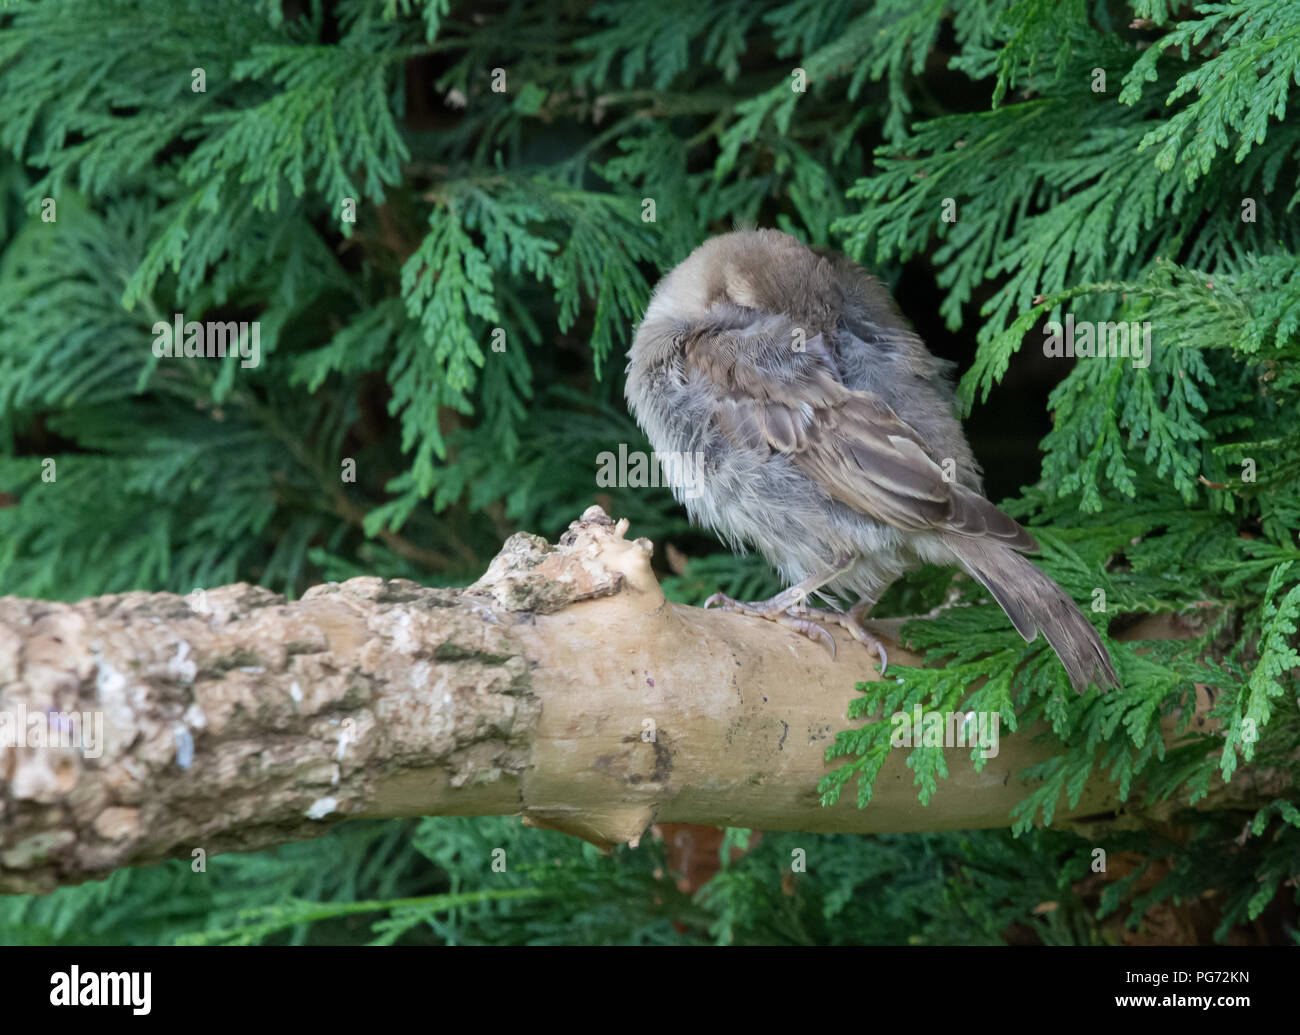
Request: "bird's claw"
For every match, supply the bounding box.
[699,591,886,671]
[831,614,889,675]
[770,611,837,657]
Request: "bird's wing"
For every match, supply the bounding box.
[683,314,1035,548]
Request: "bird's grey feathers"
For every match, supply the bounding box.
[625,228,1118,692]
[946,534,1118,690]
[682,316,1034,546]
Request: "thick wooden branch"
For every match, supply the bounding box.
[0,506,1274,892]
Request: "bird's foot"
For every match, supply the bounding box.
[703,592,888,673]
[803,607,889,675]
[703,592,837,654]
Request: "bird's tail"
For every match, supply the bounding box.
[943,535,1118,693]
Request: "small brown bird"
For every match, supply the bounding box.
[624,229,1117,692]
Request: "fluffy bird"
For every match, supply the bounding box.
[624,228,1117,693]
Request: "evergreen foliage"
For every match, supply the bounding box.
[0,0,1296,944]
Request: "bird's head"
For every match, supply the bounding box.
[641,228,826,325]
[628,229,840,376]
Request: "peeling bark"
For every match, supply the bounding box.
[0,506,1278,893]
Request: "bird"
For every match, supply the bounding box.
[624,228,1118,693]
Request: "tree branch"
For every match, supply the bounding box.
[0,506,1272,893]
